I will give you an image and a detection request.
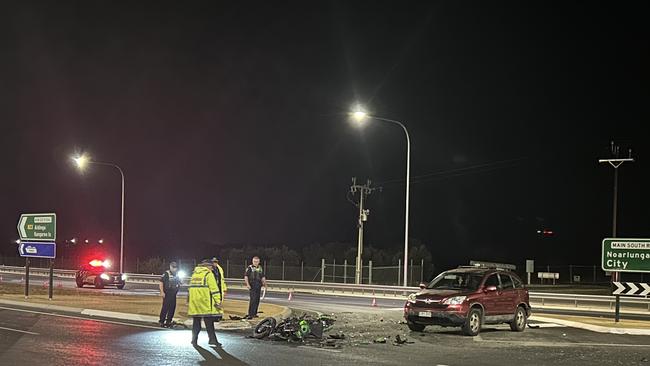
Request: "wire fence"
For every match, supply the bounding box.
[3,255,646,287]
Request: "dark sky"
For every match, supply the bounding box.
[1,1,648,268]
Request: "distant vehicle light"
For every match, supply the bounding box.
[177,270,187,279]
[100,273,110,280]
[103,260,111,268]
[121,274,128,281]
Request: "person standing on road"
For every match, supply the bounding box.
[158,261,181,328]
[210,257,227,301]
[188,259,224,346]
[210,257,227,324]
[244,256,266,320]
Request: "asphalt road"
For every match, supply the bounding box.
[1,303,649,366]
[2,271,650,320]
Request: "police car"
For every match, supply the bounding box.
[75,259,126,289]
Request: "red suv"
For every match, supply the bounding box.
[404,263,530,336]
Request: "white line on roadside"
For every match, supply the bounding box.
[298,345,342,353]
[0,306,165,330]
[0,326,39,335]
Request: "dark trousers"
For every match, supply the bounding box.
[248,284,262,317]
[159,291,177,324]
[192,317,217,343]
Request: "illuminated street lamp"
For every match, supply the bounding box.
[350,105,412,287]
[71,153,126,273]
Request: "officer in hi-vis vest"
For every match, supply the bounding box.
[244,256,266,319]
[158,261,181,327]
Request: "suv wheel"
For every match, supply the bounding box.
[94,277,104,289]
[510,306,527,332]
[407,321,425,332]
[75,277,84,288]
[462,308,482,336]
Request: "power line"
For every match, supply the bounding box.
[379,157,528,186]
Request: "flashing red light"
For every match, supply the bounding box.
[89,259,110,268]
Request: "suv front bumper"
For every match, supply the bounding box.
[405,307,467,326]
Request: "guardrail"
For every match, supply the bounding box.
[1,265,648,312]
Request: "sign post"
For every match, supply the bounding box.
[602,238,650,321]
[17,213,57,299]
[526,260,534,285]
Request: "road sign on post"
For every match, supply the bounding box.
[17,213,57,241]
[18,241,56,259]
[602,238,650,273]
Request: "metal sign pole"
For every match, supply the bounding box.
[49,259,54,300]
[25,257,30,299]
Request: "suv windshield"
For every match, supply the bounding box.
[427,272,484,291]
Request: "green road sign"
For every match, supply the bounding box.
[602,238,650,273]
[17,213,57,241]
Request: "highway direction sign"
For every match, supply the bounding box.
[612,282,650,296]
[17,213,56,241]
[18,241,56,259]
[602,238,650,273]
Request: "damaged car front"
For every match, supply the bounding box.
[404,269,484,332]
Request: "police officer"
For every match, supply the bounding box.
[244,256,266,319]
[210,257,227,301]
[188,259,226,346]
[158,261,181,327]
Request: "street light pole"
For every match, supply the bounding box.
[73,156,126,274]
[598,142,634,323]
[351,112,411,287]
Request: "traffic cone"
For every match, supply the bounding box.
[371,291,377,307]
[42,280,48,288]
[56,281,63,289]
[287,291,293,301]
[0,275,3,282]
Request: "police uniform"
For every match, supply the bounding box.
[159,267,181,327]
[245,264,265,318]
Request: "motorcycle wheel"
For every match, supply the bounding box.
[253,317,277,339]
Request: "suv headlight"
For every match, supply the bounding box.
[442,296,466,305]
[100,273,110,280]
[407,293,417,304]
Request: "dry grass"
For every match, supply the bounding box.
[0,282,285,322]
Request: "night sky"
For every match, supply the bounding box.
[1,2,648,268]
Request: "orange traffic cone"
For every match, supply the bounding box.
[371,297,377,307]
[0,275,3,282]
[287,291,293,301]
[42,281,48,288]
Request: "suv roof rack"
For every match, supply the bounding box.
[467,260,516,271]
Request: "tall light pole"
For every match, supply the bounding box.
[598,142,634,323]
[73,154,126,274]
[351,108,411,287]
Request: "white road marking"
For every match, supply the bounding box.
[476,339,650,348]
[0,306,164,330]
[299,345,342,353]
[0,326,39,335]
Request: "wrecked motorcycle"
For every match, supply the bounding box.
[253,314,334,341]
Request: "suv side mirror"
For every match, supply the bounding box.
[419,283,426,290]
[484,285,497,292]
